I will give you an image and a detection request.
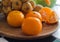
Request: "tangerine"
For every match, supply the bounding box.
[7,11,24,27]
[22,17,42,35]
[26,11,42,22]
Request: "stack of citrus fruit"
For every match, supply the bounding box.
[7,10,42,35]
[0,0,57,36]
[7,7,58,36]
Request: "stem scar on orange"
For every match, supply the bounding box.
[25,11,42,22]
[7,11,24,27]
[22,17,42,35]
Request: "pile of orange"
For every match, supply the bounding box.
[7,7,58,36]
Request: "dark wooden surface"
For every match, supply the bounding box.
[0,20,59,40]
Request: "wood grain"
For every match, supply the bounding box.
[0,20,59,40]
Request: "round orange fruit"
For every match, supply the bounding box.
[22,17,42,35]
[39,7,52,22]
[26,11,42,22]
[46,11,58,24]
[7,11,24,27]
[45,0,51,6]
[39,7,58,24]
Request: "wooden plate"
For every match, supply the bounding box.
[0,20,59,40]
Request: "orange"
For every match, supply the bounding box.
[39,7,58,24]
[7,11,24,27]
[45,0,51,6]
[22,17,42,35]
[26,11,42,22]
[39,7,52,22]
[46,11,58,24]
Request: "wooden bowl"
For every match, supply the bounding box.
[0,20,59,40]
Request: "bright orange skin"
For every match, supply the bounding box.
[39,7,52,22]
[39,7,58,24]
[45,0,51,6]
[7,11,24,27]
[26,11,42,22]
[46,11,58,24]
[22,17,42,35]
